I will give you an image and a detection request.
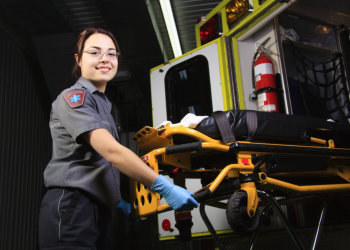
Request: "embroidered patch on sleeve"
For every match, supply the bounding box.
[63,90,86,108]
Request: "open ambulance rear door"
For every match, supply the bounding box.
[150,38,231,127]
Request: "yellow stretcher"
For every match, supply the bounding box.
[130,123,350,249]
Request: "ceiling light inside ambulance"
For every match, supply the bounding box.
[226,0,249,28]
[200,14,221,45]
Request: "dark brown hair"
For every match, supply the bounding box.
[72,26,121,79]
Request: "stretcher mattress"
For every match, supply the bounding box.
[195,110,350,147]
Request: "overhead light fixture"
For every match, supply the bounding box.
[159,0,182,58]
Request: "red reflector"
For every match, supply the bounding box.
[162,219,171,231]
[200,13,221,45]
[172,168,182,175]
[142,155,150,162]
[241,159,250,165]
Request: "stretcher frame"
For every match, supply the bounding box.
[130,124,350,249]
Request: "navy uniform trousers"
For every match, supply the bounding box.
[38,188,114,250]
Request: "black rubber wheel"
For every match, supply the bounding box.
[226,190,260,234]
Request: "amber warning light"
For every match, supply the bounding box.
[226,0,249,29]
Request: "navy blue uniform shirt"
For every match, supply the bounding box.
[44,77,121,206]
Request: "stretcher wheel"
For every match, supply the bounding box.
[226,191,260,234]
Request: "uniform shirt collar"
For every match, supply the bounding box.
[76,76,99,93]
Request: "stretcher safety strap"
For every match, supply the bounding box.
[212,111,258,143]
[246,111,258,141]
[212,111,236,143]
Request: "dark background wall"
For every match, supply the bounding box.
[0,0,164,249]
[0,0,170,248]
[0,39,51,249]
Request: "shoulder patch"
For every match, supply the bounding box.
[63,89,86,108]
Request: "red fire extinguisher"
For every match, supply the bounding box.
[252,51,279,112]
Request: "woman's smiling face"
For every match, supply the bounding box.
[77,33,118,87]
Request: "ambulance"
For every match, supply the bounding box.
[134,0,350,242]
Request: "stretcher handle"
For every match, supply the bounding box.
[157,178,241,213]
[192,177,241,203]
[157,189,211,213]
[165,140,202,155]
[192,187,212,203]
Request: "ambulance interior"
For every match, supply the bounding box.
[230,1,350,122]
[278,12,350,121]
[240,9,349,121]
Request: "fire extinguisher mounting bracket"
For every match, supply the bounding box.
[249,92,258,101]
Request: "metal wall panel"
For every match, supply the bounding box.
[0,39,51,250]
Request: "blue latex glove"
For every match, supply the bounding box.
[151,175,199,211]
[115,200,141,224]
[115,199,131,218]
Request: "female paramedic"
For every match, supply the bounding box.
[38,26,198,250]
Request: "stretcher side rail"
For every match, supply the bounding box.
[230,141,350,157]
[134,125,350,154]
[163,139,350,157]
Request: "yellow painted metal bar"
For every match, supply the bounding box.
[266,177,350,192]
[217,37,233,111]
[310,137,327,145]
[269,168,338,178]
[159,229,233,241]
[231,37,246,109]
[209,163,254,192]
[157,204,171,213]
[233,140,350,152]
[240,182,259,217]
[151,148,166,156]
[227,0,287,38]
[161,126,223,144]
[328,139,335,148]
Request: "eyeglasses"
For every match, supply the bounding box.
[83,49,120,59]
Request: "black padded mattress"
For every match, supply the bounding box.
[195,110,350,147]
